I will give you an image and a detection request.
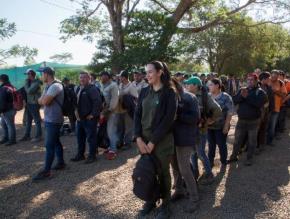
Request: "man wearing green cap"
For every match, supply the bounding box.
[184,76,222,184]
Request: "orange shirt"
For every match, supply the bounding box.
[285,80,290,93]
[270,80,287,112]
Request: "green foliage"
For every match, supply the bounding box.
[50,52,73,63]
[0,18,38,66]
[0,18,16,40]
[89,11,179,72]
[55,69,83,85]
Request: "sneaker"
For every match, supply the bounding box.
[199,173,214,185]
[31,137,42,143]
[105,151,117,160]
[32,170,51,181]
[5,141,16,146]
[156,204,170,219]
[103,149,110,154]
[244,159,252,166]
[52,163,66,170]
[84,157,96,164]
[0,138,8,144]
[184,201,199,213]
[70,155,85,162]
[139,202,156,216]
[227,157,238,164]
[170,192,185,203]
[19,136,31,142]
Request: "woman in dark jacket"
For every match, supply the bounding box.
[134,61,177,218]
[171,79,200,213]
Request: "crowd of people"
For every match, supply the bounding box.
[0,62,289,218]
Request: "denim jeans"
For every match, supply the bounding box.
[76,119,98,158]
[230,119,259,161]
[107,113,119,152]
[207,129,228,166]
[191,132,212,176]
[24,104,42,138]
[267,112,279,144]
[1,109,16,142]
[44,122,64,172]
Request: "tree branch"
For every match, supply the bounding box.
[151,0,174,13]
[86,2,103,18]
[178,0,258,33]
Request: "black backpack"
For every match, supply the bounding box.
[53,82,76,116]
[132,154,162,202]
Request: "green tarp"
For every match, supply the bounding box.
[0,62,84,89]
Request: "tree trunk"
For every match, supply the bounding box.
[106,0,125,73]
[154,0,194,59]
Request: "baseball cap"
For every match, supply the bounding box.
[39,66,55,76]
[117,70,129,78]
[24,69,36,77]
[184,76,202,86]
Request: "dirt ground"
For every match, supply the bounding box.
[0,111,289,219]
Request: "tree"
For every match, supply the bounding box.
[49,52,73,63]
[60,0,290,72]
[0,18,38,66]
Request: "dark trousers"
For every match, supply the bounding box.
[68,113,76,133]
[76,119,98,158]
[257,108,269,147]
[207,129,228,166]
[230,119,259,161]
[276,106,287,133]
[44,122,64,172]
[24,104,42,138]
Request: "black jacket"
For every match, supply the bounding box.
[233,86,267,120]
[0,83,14,113]
[76,85,102,120]
[173,91,200,147]
[134,86,177,145]
[260,83,275,112]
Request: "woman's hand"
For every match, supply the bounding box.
[223,123,230,134]
[136,137,148,154]
[146,142,155,154]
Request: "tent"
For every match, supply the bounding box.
[0,62,85,89]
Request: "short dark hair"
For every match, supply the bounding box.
[259,71,271,81]
[279,70,285,77]
[0,74,9,83]
[90,73,97,80]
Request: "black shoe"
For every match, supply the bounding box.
[20,136,31,142]
[170,192,185,203]
[227,158,238,164]
[244,159,252,166]
[5,141,16,146]
[139,202,156,216]
[0,138,8,144]
[84,157,96,164]
[52,163,66,170]
[70,155,85,162]
[156,204,170,219]
[32,170,51,182]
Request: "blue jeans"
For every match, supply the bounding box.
[76,119,98,158]
[1,110,16,142]
[107,113,119,152]
[267,112,279,144]
[24,104,42,138]
[207,129,228,166]
[191,132,212,176]
[44,122,64,172]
